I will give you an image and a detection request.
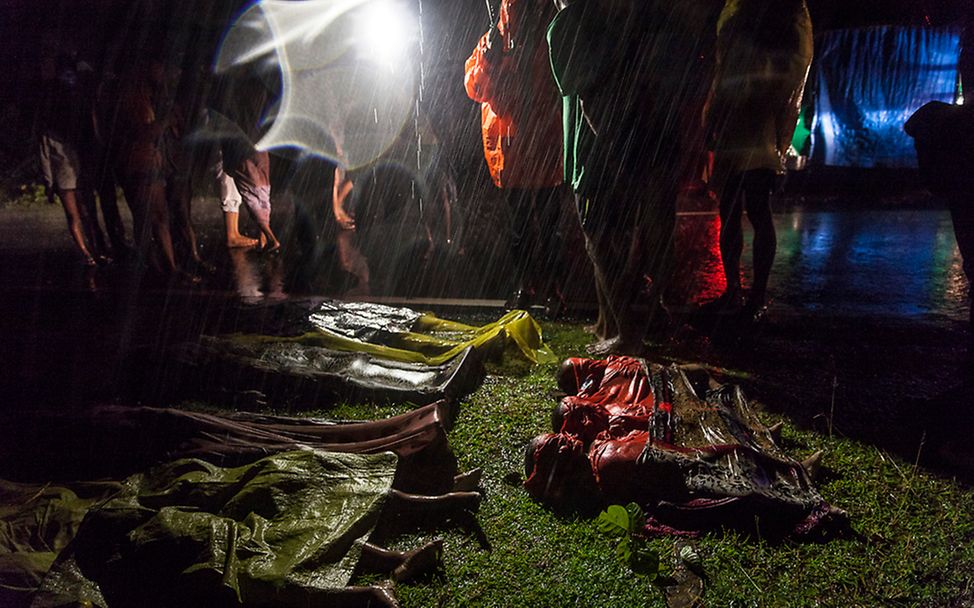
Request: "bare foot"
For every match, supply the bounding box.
[393,538,444,582]
[227,236,258,249]
[452,468,483,492]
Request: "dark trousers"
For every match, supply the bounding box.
[507,186,566,298]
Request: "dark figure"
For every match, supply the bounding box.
[218,76,281,253]
[113,55,187,279]
[704,0,813,317]
[163,63,211,273]
[39,53,110,266]
[465,0,568,313]
[905,101,974,326]
[548,0,720,353]
[85,67,131,258]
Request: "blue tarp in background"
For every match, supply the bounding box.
[811,26,961,168]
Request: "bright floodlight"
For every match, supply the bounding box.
[214,0,419,169]
[357,0,414,67]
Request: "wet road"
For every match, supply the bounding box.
[0,199,967,322]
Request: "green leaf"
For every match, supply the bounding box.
[597,505,632,537]
[615,538,631,563]
[629,541,660,579]
[625,502,644,530]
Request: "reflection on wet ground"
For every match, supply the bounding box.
[1,202,966,322]
[667,207,965,322]
[1,199,972,479]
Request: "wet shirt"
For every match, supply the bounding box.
[708,0,814,177]
[464,0,563,189]
[547,1,718,200]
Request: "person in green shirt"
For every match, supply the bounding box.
[548,0,719,353]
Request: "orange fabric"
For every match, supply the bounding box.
[463,0,563,189]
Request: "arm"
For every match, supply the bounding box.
[332,166,355,230]
[464,31,498,104]
[775,9,814,159]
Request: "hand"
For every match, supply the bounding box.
[484,25,502,60]
[45,185,56,204]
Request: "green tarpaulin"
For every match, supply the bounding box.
[3,450,398,608]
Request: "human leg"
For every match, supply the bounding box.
[146,177,179,273]
[532,187,569,315]
[235,152,280,252]
[506,188,535,307]
[634,186,678,336]
[96,171,130,255]
[57,189,96,264]
[717,172,747,297]
[78,188,109,257]
[742,169,777,309]
[581,200,643,354]
[241,186,280,252]
[948,196,974,325]
[167,175,203,264]
[358,539,444,582]
[217,163,257,248]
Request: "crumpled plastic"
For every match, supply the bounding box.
[1,402,456,495]
[19,450,397,608]
[236,303,555,367]
[526,356,847,539]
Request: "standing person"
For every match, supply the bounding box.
[703,0,813,318]
[85,65,131,259]
[905,101,974,327]
[464,0,567,313]
[548,0,720,353]
[219,76,281,253]
[113,54,188,280]
[39,52,109,266]
[213,149,259,248]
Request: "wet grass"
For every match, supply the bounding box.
[331,322,974,608]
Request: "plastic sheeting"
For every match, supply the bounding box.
[236,303,555,368]
[525,357,846,538]
[812,26,960,168]
[0,402,457,494]
[10,451,397,608]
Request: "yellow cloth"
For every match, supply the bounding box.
[235,309,555,367]
[710,0,814,180]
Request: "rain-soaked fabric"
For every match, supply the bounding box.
[0,403,454,493]
[0,481,123,607]
[526,357,845,538]
[812,26,961,168]
[464,0,563,189]
[234,302,555,367]
[162,336,481,407]
[17,450,397,608]
[547,0,718,209]
[708,0,813,181]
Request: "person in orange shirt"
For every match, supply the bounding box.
[465,0,567,313]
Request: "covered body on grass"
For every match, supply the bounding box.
[138,300,553,408]
[524,356,846,538]
[0,401,456,494]
[5,450,398,607]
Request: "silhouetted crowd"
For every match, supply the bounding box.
[36,0,974,353]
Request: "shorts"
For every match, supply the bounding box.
[214,159,243,214]
[39,133,84,191]
[238,183,271,224]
